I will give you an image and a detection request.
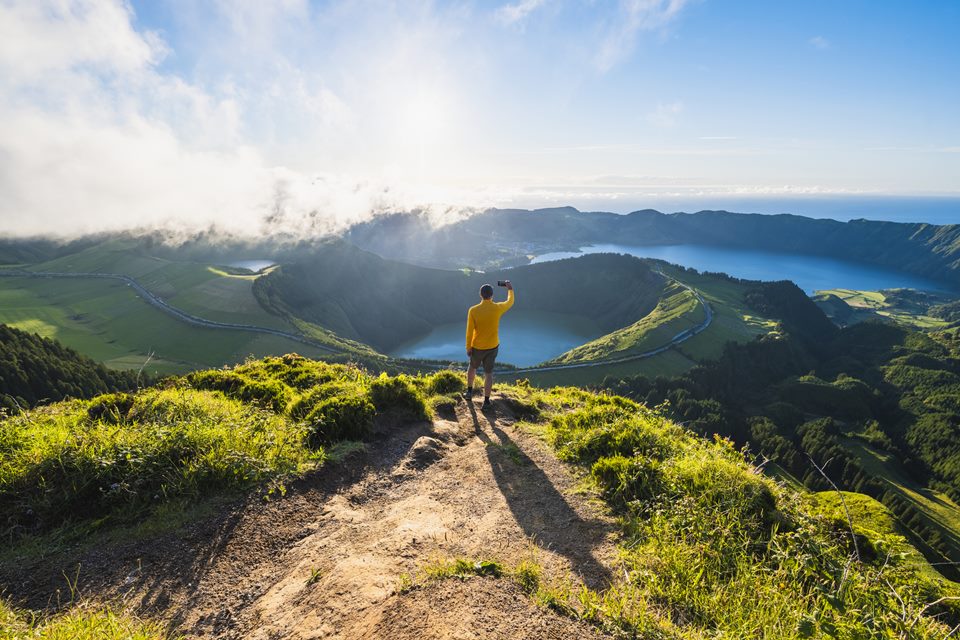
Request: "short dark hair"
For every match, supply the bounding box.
[480,284,494,299]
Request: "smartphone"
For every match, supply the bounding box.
[497,280,507,287]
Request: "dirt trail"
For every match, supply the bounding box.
[2,396,619,638]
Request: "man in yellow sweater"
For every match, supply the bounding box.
[465,280,514,410]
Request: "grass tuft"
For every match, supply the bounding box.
[0,599,167,640]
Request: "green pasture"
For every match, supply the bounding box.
[27,240,292,330]
[0,277,328,376]
[817,288,951,329]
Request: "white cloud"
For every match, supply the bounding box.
[0,0,480,238]
[595,0,692,72]
[646,101,684,127]
[809,35,830,50]
[495,0,548,26]
[0,0,163,80]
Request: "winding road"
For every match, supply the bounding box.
[0,268,713,374]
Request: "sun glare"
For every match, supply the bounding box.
[401,92,448,142]
[392,88,456,181]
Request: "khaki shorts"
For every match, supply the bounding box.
[469,346,499,374]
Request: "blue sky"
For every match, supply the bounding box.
[0,1,957,235]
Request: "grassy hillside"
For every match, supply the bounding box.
[0,238,375,374]
[254,241,667,353]
[0,355,445,538]
[606,307,960,577]
[0,324,139,412]
[545,282,703,364]
[2,356,958,637]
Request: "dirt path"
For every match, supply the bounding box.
[2,396,619,638]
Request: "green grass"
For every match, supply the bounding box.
[0,276,330,376]
[546,282,703,364]
[0,598,168,640]
[0,387,323,535]
[533,393,959,637]
[665,265,779,362]
[10,238,385,363]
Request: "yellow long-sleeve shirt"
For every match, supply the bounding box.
[466,290,514,350]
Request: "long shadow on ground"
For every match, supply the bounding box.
[467,399,613,591]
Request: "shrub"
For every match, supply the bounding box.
[235,378,291,413]
[548,397,678,464]
[188,369,246,395]
[288,380,363,420]
[369,374,429,421]
[304,394,375,446]
[425,370,465,395]
[188,370,290,413]
[667,450,778,529]
[590,454,662,508]
[86,392,135,424]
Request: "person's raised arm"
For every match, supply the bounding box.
[501,280,514,311]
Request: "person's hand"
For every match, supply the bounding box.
[504,280,513,291]
[466,347,473,357]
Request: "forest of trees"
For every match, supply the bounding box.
[0,324,140,413]
[604,280,960,574]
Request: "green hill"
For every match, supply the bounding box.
[0,324,139,412]
[545,281,702,364]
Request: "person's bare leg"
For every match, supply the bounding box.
[466,365,477,396]
[484,370,493,400]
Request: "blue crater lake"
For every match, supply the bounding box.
[389,309,604,367]
[531,244,951,294]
